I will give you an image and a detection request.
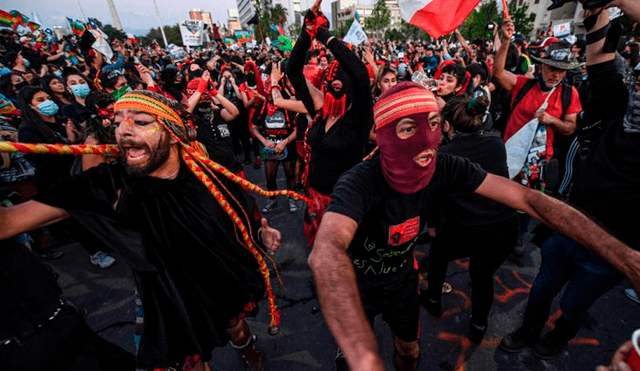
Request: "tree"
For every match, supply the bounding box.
[250,0,288,42]
[364,0,391,38]
[398,19,429,41]
[145,24,183,46]
[336,21,351,38]
[459,2,499,40]
[458,1,536,40]
[103,24,127,41]
[508,2,536,37]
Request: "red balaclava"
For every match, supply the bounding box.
[373,82,441,194]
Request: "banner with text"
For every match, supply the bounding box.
[179,20,205,46]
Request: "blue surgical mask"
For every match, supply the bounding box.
[0,67,11,76]
[34,100,59,116]
[150,71,156,80]
[71,84,91,98]
[54,70,63,78]
[23,59,30,68]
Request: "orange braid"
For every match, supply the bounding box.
[181,151,281,328]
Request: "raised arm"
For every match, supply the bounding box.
[287,29,321,116]
[308,212,385,371]
[0,201,70,241]
[475,173,640,294]
[493,19,517,92]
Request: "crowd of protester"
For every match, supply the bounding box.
[0,0,639,370]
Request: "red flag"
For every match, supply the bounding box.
[398,0,482,39]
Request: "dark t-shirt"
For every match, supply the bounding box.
[327,153,487,289]
[439,131,515,225]
[195,106,242,173]
[307,110,366,195]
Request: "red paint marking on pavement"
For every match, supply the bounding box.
[494,270,532,303]
[569,338,600,346]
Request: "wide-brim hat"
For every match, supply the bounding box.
[530,46,585,70]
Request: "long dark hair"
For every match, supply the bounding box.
[17,85,64,142]
[41,74,75,107]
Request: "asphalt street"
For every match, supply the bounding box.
[46,161,640,371]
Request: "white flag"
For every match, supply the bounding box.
[343,19,367,47]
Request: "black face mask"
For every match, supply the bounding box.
[191,69,203,78]
[621,51,632,59]
[13,81,27,91]
[246,73,256,87]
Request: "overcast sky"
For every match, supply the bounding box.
[1,0,342,36]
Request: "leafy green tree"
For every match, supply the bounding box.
[102,24,128,41]
[336,20,351,38]
[364,0,391,38]
[459,1,536,40]
[145,24,183,46]
[250,0,288,42]
[507,2,536,37]
[398,19,429,41]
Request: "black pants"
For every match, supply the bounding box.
[230,118,253,161]
[427,216,518,326]
[0,312,136,371]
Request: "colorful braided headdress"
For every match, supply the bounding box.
[0,90,312,334]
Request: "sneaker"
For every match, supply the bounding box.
[625,288,640,305]
[468,322,487,344]
[532,332,569,359]
[335,348,348,371]
[262,199,277,214]
[33,248,64,260]
[90,251,116,268]
[499,327,539,353]
[288,199,299,213]
[420,289,443,317]
[243,158,252,165]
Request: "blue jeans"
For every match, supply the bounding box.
[521,232,624,339]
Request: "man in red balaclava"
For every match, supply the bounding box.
[308,81,640,371]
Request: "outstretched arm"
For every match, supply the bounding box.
[475,173,640,294]
[308,212,385,371]
[0,201,70,241]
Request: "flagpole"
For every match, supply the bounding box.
[152,0,168,46]
[76,0,88,22]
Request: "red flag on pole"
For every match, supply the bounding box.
[397,0,482,39]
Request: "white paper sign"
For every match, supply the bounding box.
[179,20,205,46]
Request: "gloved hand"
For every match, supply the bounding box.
[304,11,329,40]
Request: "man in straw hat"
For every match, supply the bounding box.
[0,90,281,371]
[308,81,640,370]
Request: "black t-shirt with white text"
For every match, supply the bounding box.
[195,106,242,173]
[327,153,487,289]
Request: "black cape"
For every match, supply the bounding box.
[35,162,265,368]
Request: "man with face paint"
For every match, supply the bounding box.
[309,81,640,371]
[0,90,282,371]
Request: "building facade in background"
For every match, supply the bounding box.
[331,0,401,33]
[228,8,242,32]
